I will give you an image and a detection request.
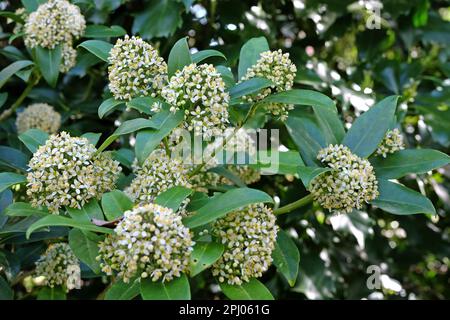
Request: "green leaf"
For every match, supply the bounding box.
[81,132,102,147]
[342,96,399,158]
[126,97,163,115]
[140,274,191,300]
[21,0,46,12]
[183,188,273,228]
[216,65,235,88]
[67,199,104,222]
[229,77,273,102]
[98,97,124,118]
[189,242,224,277]
[132,0,183,40]
[26,215,113,239]
[220,278,274,300]
[238,37,269,80]
[313,104,345,145]
[0,60,34,89]
[68,229,102,274]
[272,230,300,287]
[37,287,66,300]
[0,92,7,108]
[101,190,133,221]
[261,89,336,110]
[370,149,450,179]
[0,173,27,193]
[112,148,135,169]
[0,11,25,24]
[297,166,332,188]
[78,40,113,62]
[84,25,127,38]
[167,37,192,77]
[154,186,193,211]
[192,50,226,64]
[97,118,160,153]
[251,150,305,175]
[371,180,436,215]
[18,128,49,153]
[208,166,246,187]
[0,146,28,172]
[134,110,184,164]
[35,45,61,88]
[105,279,141,300]
[5,202,48,217]
[0,276,13,300]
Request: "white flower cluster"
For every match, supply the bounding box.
[376,129,405,157]
[97,203,194,283]
[24,0,86,73]
[125,149,191,205]
[108,35,168,101]
[241,50,297,121]
[225,165,261,185]
[161,63,230,139]
[35,243,81,291]
[16,103,61,134]
[26,132,121,213]
[212,203,278,285]
[310,144,379,213]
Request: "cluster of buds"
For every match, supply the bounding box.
[376,129,405,157]
[26,132,121,213]
[97,203,194,283]
[310,144,379,213]
[34,243,81,291]
[108,35,168,101]
[241,50,297,121]
[24,0,86,73]
[160,63,230,139]
[16,103,61,134]
[211,203,278,285]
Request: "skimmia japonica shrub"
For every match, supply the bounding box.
[0,0,449,300]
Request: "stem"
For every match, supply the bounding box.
[273,194,314,215]
[0,73,40,122]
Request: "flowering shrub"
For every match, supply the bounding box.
[0,0,449,301]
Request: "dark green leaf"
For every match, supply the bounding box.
[313,105,345,145]
[154,186,193,211]
[238,37,269,79]
[18,128,49,153]
[67,199,104,222]
[78,40,113,62]
[189,241,224,277]
[297,166,332,188]
[261,89,336,110]
[101,190,133,221]
[0,276,13,300]
[105,279,140,300]
[192,50,226,64]
[5,202,48,217]
[35,46,61,88]
[112,148,135,169]
[167,37,192,77]
[140,274,191,300]
[84,25,127,38]
[37,287,66,300]
[98,97,124,119]
[220,278,274,300]
[81,132,102,147]
[0,146,28,172]
[0,60,34,89]
[0,173,27,193]
[126,97,163,115]
[69,229,102,274]
[229,77,273,102]
[251,150,305,175]
[272,230,300,287]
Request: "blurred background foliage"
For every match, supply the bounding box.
[0,0,449,299]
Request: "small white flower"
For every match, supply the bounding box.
[376,129,405,157]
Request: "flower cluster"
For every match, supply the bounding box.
[310,144,379,213]
[16,103,61,134]
[225,165,261,185]
[160,63,230,138]
[125,149,191,205]
[97,203,194,283]
[376,129,405,157]
[241,50,297,121]
[211,203,278,285]
[26,132,121,213]
[24,0,86,73]
[34,243,81,291]
[108,35,168,101]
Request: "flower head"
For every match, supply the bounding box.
[376,129,405,158]
[212,203,278,285]
[125,149,191,205]
[97,203,194,283]
[310,144,379,213]
[35,243,81,291]
[241,50,297,121]
[60,43,77,73]
[24,0,85,49]
[108,35,168,101]
[161,63,230,138]
[26,132,121,213]
[16,103,61,134]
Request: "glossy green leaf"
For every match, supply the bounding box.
[18,128,49,153]
[37,287,66,300]
[67,199,103,222]
[78,40,113,62]
[168,37,192,77]
[251,150,305,175]
[261,89,336,110]
[371,180,436,215]
[272,230,300,287]
[126,97,163,115]
[101,190,133,221]
[98,97,124,118]
[297,166,332,188]
[229,77,273,102]
[342,96,399,158]
[238,37,269,79]
[0,60,34,89]
[371,149,450,179]
[0,173,27,193]
[154,186,193,211]
[192,50,226,64]
[312,105,345,145]
[183,188,273,228]
[105,279,140,300]
[0,146,28,172]
[21,0,46,12]
[140,274,191,300]
[84,25,127,38]
[5,202,48,217]
[68,229,102,274]
[35,45,61,88]
[112,148,135,169]
[81,132,102,147]
[189,242,224,277]
[220,278,274,300]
